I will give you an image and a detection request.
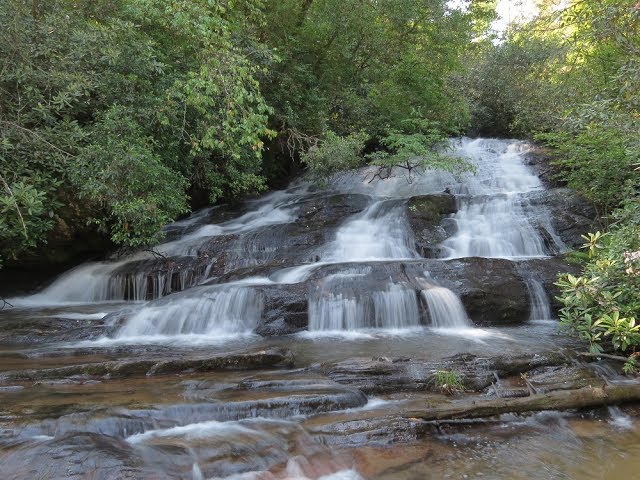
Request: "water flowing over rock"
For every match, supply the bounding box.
[441,139,565,259]
[421,286,471,328]
[11,137,586,335]
[2,138,613,480]
[526,279,553,321]
[308,274,421,331]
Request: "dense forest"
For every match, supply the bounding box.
[0,1,638,358]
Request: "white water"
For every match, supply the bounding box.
[308,271,421,331]
[13,261,132,306]
[308,284,421,331]
[421,286,472,328]
[441,138,559,259]
[158,195,297,257]
[527,279,553,321]
[116,287,263,338]
[320,200,418,262]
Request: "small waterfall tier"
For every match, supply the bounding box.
[320,200,418,262]
[441,138,565,259]
[116,287,263,338]
[21,261,210,305]
[421,286,472,328]
[526,279,553,321]
[308,270,421,331]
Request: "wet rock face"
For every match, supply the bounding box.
[523,146,564,188]
[0,315,112,346]
[521,257,581,311]
[250,257,574,335]
[320,352,567,394]
[254,285,308,336]
[0,432,144,480]
[0,348,294,382]
[201,192,370,274]
[528,188,598,249]
[523,148,598,249]
[406,194,457,258]
[414,258,531,325]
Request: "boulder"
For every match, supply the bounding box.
[254,284,308,336]
[251,257,576,334]
[527,188,598,249]
[406,194,457,257]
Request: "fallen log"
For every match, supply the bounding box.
[576,352,631,363]
[403,383,640,421]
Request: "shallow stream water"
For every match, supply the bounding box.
[1,139,637,479]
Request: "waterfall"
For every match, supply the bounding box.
[116,287,263,338]
[526,279,553,320]
[14,262,129,305]
[421,286,472,328]
[441,196,547,258]
[308,272,421,331]
[441,138,560,259]
[320,200,418,262]
[14,260,210,305]
[11,137,569,340]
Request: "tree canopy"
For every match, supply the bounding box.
[0,0,496,266]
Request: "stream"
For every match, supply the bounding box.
[1,138,638,479]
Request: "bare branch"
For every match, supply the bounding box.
[284,128,321,160]
[1,120,74,157]
[0,297,14,310]
[0,172,28,241]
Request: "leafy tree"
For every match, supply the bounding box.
[0,0,499,267]
[0,0,274,264]
[556,199,640,369]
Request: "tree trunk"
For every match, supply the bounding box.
[404,384,640,421]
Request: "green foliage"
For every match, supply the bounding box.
[0,0,499,266]
[71,107,189,247]
[300,131,367,178]
[0,0,274,261]
[0,178,54,268]
[536,125,638,217]
[435,369,464,395]
[301,121,473,181]
[465,0,639,210]
[262,0,490,145]
[556,200,640,363]
[366,121,474,177]
[462,35,566,136]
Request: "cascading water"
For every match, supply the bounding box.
[116,286,263,339]
[158,189,300,257]
[12,137,566,337]
[11,187,305,305]
[421,286,471,328]
[526,279,553,321]
[441,139,564,259]
[308,271,421,331]
[320,200,418,262]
